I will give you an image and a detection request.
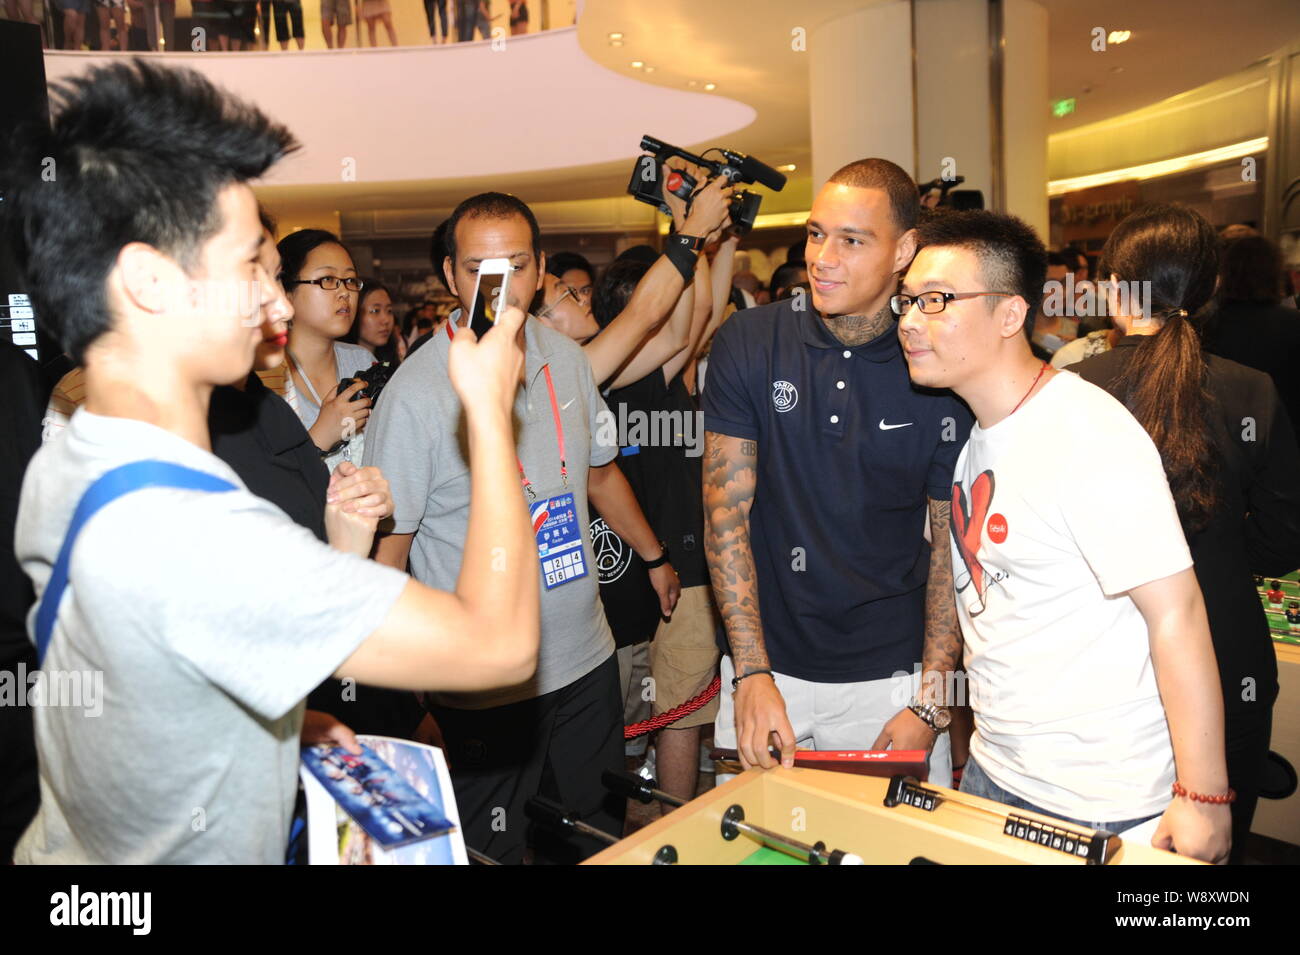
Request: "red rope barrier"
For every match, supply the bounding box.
[624,675,721,739]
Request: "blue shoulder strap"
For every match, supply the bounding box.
[34,460,238,667]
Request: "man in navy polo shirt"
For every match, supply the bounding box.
[702,158,971,782]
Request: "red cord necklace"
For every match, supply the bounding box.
[1009,361,1051,417]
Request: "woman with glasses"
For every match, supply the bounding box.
[1074,204,1300,863]
[277,229,375,471]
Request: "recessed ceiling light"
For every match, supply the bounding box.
[608,32,623,40]
[704,82,716,91]
[610,39,623,46]
[778,163,797,172]
[644,66,655,73]
[1107,29,1131,43]
[687,80,698,87]
[631,60,644,69]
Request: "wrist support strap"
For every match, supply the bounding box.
[663,233,699,283]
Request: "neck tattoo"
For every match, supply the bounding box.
[823,304,893,347]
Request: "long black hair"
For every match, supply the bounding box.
[1098,203,1221,534]
[344,279,400,364]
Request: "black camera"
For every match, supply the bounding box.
[626,134,786,235]
[340,361,394,403]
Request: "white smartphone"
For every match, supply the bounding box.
[466,258,513,338]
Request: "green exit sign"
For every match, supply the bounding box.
[1053,98,1076,118]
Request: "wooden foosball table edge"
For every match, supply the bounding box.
[585,767,1201,865]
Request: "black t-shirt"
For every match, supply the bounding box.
[1077,339,1300,714]
[644,373,708,589]
[592,372,662,648]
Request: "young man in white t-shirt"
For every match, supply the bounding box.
[3,60,539,864]
[894,210,1231,864]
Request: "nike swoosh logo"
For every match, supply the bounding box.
[879,420,913,430]
[560,397,577,410]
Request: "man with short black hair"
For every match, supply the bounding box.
[896,209,1231,862]
[769,261,807,303]
[4,60,539,864]
[702,158,971,781]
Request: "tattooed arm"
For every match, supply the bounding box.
[871,496,960,754]
[704,430,796,769]
[921,497,962,705]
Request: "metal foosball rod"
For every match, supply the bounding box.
[524,796,620,847]
[602,770,865,866]
[466,846,502,865]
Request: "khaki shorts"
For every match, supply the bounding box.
[648,585,721,729]
[320,0,351,24]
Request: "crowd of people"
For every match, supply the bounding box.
[2,0,542,51]
[3,59,1300,866]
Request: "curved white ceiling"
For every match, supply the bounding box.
[41,27,756,188]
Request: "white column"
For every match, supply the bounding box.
[809,0,1049,237]
[809,1,916,190]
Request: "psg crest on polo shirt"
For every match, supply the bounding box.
[772,379,798,413]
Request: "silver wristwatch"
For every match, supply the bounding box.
[907,697,952,733]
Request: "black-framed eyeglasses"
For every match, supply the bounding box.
[287,276,364,292]
[890,290,1015,316]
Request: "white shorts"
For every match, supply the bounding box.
[715,655,952,787]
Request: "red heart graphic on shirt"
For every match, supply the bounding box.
[951,470,995,599]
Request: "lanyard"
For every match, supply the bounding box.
[286,348,326,408]
[446,320,567,501]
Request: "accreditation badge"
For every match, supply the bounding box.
[532,492,589,590]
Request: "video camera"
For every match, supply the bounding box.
[917,174,985,211]
[626,135,787,235]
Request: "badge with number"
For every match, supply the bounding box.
[532,492,589,590]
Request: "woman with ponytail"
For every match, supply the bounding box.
[1076,204,1300,863]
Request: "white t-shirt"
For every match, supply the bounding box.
[951,371,1193,822]
[14,410,408,863]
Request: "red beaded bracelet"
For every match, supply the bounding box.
[1171,781,1236,804]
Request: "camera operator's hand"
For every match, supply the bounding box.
[661,159,697,232]
[309,379,371,452]
[447,302,526,423]
[682,174,735,240]
[704,212,735,247]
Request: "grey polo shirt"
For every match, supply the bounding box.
[362,318,618,708]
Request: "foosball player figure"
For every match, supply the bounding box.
[1267,581,1285,608]
[1287,601,1300,634]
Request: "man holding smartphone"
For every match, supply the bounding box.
[4,61,540,864]
[365,192,682,863]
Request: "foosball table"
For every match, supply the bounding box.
[1254,571,1300,846]
[583,766,1200,866]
